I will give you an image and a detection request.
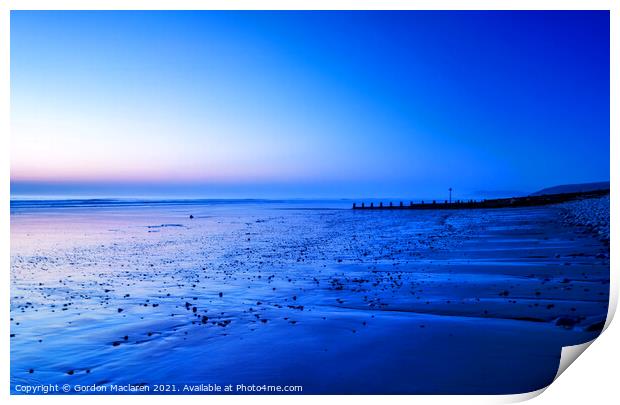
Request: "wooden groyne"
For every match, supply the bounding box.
[352,189,610,210]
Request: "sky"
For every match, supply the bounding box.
[10,11,610,199]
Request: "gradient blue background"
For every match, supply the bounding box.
[10,11,610,199]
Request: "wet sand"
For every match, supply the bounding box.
[10,199,609,394]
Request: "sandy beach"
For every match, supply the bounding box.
[10,197,610,394]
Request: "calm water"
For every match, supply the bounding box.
[10,200,610,394]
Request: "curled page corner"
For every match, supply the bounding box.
[554,340,595,380]
[503,387,548,403]
[552,284,618,383]
[511,287,616,401]
[501,339,599,404]
[603,290,618,333]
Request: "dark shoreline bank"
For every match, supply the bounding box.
[353,189,610,210]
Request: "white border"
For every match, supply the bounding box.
[1,2,616,405]
[0,0,615,11]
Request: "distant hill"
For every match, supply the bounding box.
[531,181,610,196]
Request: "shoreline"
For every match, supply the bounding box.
[10,197,610,394]
[352,189,610,211]
[559,194,610,245]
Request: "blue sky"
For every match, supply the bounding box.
[11,11,610,199]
